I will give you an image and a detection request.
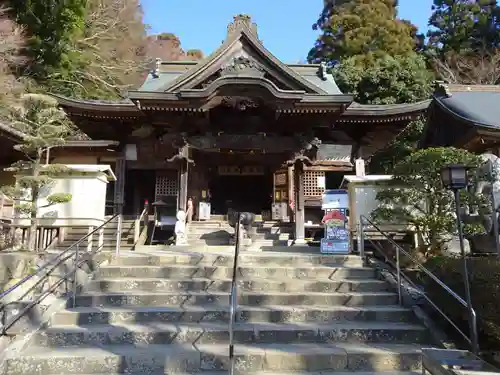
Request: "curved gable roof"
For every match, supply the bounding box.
[158,26,328,95]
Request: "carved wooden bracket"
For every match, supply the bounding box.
[286,136,322,166]
[165,146,195,165]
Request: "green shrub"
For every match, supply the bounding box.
[423,256,500,350]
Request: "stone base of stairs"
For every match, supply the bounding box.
[1,250,437,375]
[5,343,424,374]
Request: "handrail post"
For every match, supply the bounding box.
[72,243,79,308]
[454,191,479,355]
[229,212,242,375]
[395,244,402,305]
[360,214,479,354]
[115,214,122,258]
[358,216,366,266]
[134,217,140,243]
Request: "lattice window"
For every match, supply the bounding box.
[155,172,178,198]
[304,170,325,197]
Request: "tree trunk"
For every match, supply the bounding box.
[27,152,42,252]
[27,187,38,251]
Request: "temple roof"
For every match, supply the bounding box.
[50,15,431,154]
[53,15,428,118]
[420,83,500,149]
[341,100,431,120]
[433,84,500,129]
[138,61,344,96]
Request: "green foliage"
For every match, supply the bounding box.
[9,0,149,99]
[372,147,489,254]
[427,0,500,56]
[9,0,86,77]
[334,54,434,105]
[309,1,434,174]
[308,0,418,65]
[369,119,425,174]
[423,256,500,350]
[46,192,72,205]
[2,94,72,250]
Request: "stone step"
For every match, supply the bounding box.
[4,343,424,374]
[85,277,387,293]
[51,305,416,325]
[96,265,375,279]
[186,240,231,246]
[111,253,363,267]
[35,321,429,347]
[69,225,135,233]
[72,291,398,307]
[56,372,421,375]
[63,233,134,240]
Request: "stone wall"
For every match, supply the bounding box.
[0,253,39,295]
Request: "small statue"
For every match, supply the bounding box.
[228,211,255,246]
[175,210,188,246]
[464,153,500,254]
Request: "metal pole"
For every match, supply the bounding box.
[358,217,366,266]
[229,212,242,375]
[454,189,479,355]
[115,214,122,258]
[489,162,500,257]
[72,243,79,308]
[396,245,402,305]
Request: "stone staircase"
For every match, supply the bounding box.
[2,250,436,375]
[187,221,292,248]
[53,219,137,252]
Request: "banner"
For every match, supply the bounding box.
[320,190,350,254]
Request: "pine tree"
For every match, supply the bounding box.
[308,0,417,66]
[9,0,86,78]
[428,0,500,55]
[2,94,72,251]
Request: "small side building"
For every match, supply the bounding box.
[420,83,500,153]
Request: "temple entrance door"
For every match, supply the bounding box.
[209,168,273,215]
[123,169,156,216]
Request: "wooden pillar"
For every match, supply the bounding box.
[294,161,306,245]
[178,146,189,212]
[287,165,294,222]
[114,155,126,215]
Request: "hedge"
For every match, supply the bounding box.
[423,256,500,350]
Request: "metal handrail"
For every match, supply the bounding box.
[0,213,121,335]
[229,212,243,375]
[133,204,149,245]
[359,214,479,354]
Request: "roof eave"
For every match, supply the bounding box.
[52,94,140,115]
[433,94,499,129]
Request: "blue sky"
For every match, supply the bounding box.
[141,0,434,63]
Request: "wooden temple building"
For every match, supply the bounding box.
[41,15,430,243]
